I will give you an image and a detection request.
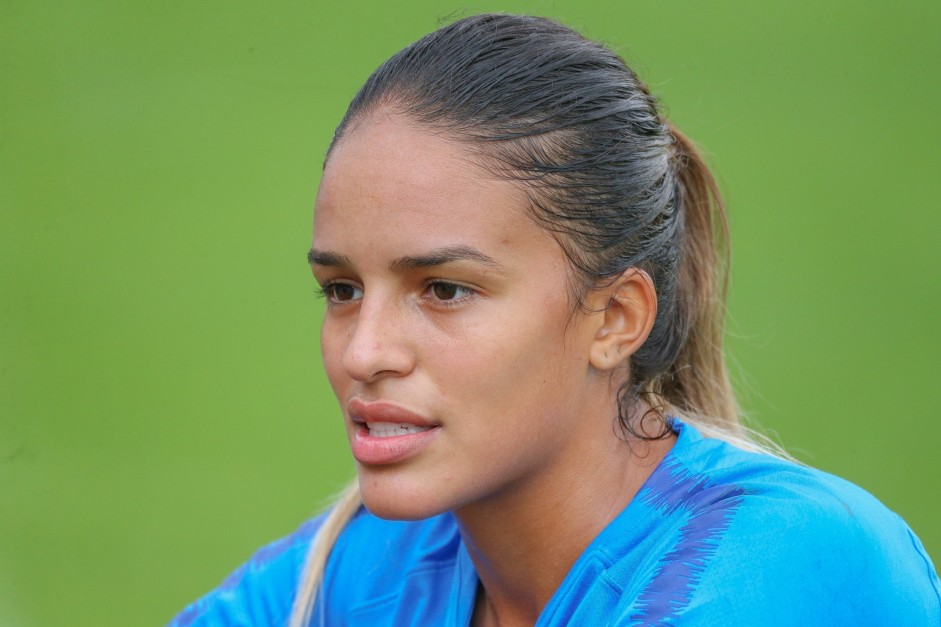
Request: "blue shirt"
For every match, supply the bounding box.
[171,421,940,625]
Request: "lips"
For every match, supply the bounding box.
[347,398,441,465]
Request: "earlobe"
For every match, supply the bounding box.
[588,269,658,372]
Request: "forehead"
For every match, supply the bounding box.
[312,111,543,254]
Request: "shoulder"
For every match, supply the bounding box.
[169,516,324,626]
[630,424,941,624]
[169,509,461,626]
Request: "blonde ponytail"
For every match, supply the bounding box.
[654,126,789,458]
[657,125,737,430]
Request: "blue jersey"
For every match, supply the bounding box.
[171,421,940,625]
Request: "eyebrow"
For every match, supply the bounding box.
[307,246,499,272]
[389,246,499,272]
[307,249,352,267]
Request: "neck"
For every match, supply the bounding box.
[456,419,675,627]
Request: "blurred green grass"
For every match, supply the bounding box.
[1,1,938,624]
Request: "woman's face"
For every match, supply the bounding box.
[311,111,610,520]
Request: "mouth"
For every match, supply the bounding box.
[347,398,441,465]
[348,397,438,430]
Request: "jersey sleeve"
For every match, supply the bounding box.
[671,484,940,626]
[168,516,324,627]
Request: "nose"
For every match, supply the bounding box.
[341,293,416,383]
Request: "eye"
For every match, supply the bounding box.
[320,282,363,303]
[427,281,473,302]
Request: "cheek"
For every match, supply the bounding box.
[433,301,578,406]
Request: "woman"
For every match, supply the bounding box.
[173,14,939,626]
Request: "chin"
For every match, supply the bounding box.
[357,471,454,521]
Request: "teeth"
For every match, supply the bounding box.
[367,421,432,438]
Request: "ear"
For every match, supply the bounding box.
[588,269,658,371]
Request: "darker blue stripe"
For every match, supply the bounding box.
[640,457,715,515]
[631,458,745,624]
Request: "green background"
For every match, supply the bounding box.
[2,1,938,624]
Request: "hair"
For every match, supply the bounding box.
[290,14,783,626]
